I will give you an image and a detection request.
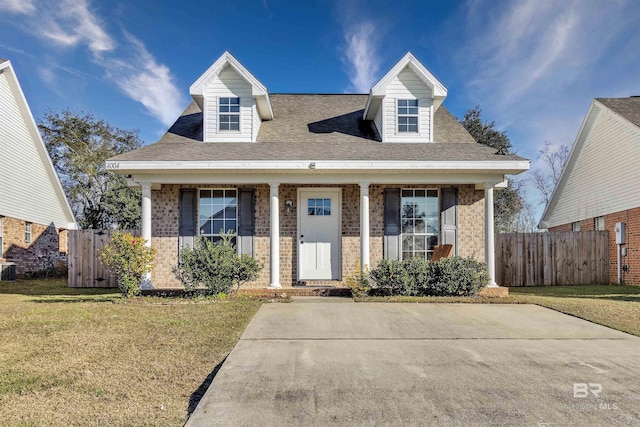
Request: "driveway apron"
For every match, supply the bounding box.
[186,302,640,426]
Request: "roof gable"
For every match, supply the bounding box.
[539,98,640,228]
[364,52,447,120]
[189,51,273,120]
[0,59,76,229]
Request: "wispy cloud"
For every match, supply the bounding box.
[104,33,184,126]
[37,0,114,54]
[0,0,36,14]
[1,0,185,126]
[342,21,380,93]
[455,0,640,151]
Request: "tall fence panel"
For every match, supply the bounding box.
[495,231,609,286]
[68,229,141,288]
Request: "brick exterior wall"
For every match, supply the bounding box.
[549,206,640,285]
[149,183,486,289]
[0,216,67,277]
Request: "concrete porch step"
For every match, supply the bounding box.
[239,287,352,297]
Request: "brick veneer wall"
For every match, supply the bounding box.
[149,183,486,289]
[0,216,67,277]
[549,206,640,284]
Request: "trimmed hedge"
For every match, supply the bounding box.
[358,256,489,297]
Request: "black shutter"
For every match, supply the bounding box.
[441,188,458,255]
[237,188,255,257]
[383,188,401,260]
[179,189,197,254]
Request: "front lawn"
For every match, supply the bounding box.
[358,285,640,337]
[0,279,262,426]
[509,285,640,337]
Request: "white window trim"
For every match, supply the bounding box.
[197,188,239,244]
[218,97,241,133]
[397,98,419,134]
[595,216,604,231]
[0,217,4,258]
[572,221,581,232]
[400,188,440,260]
[25,222,32,244]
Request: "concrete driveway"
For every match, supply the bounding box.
[187,301,640,426]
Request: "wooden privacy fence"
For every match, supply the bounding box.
[495,231,609,286]
[68,229,140,288]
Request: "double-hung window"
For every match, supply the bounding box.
[199,189,238,246]
[219,97,240,131]
[401,189,439,260]
[398,99,418,133]
[25,222,32,244]
[572,221,581,232]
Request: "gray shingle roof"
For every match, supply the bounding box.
[111,94,525,162]
[597,97,640,129]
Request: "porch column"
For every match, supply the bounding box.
[484,184,497,287]
[141,182,152,289]
[268,182,281,289]
[360,183,370,271]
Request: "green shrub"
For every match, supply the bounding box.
[345,261,371,298]
[366,256,488,297]
[427,256,489,296]
[99,232,156,298]
[369,259,412,296]
[173,234,263,295]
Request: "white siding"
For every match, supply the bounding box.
[203,67,255,142]
[0,73,72,228]
[382,67,433,143]
[373,102,383,137]
[545,103,640,227]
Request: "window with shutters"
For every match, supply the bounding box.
[198,189,237,245]
[401,189,439,260]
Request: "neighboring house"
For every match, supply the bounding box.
[0,59,76,277]
[107,51,529,289]
[539,97,640,285]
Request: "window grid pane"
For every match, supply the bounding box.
[199,189,238,238]
[307,198,331,216]
[401,189,438,260]
[219,97,240,132]
[397,99,419,134]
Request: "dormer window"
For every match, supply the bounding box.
[219,97,240,131]
[397,99,418,133]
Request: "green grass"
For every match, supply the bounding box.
[358,285,640,337]
[0,279,262,426]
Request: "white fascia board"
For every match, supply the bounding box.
[2,60,77,228]
[538,100,596,227]
[108,159,529,174]
[370,52,447,97]
[130,172,507,186]
[363,52,447,120]
[189,51,273,119]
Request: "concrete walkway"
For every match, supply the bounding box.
[186,302,640,426]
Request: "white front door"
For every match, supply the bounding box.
[298,189,341,281]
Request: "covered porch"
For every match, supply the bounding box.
[132,167,511,290]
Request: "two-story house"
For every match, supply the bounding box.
[0,59,76,278]
[107,52,529,290]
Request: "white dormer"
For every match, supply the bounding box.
[363,52,447,143]
[190,52,273,142]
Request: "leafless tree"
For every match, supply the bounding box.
[532,141,570,207]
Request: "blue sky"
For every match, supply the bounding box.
[1,0,640,215]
